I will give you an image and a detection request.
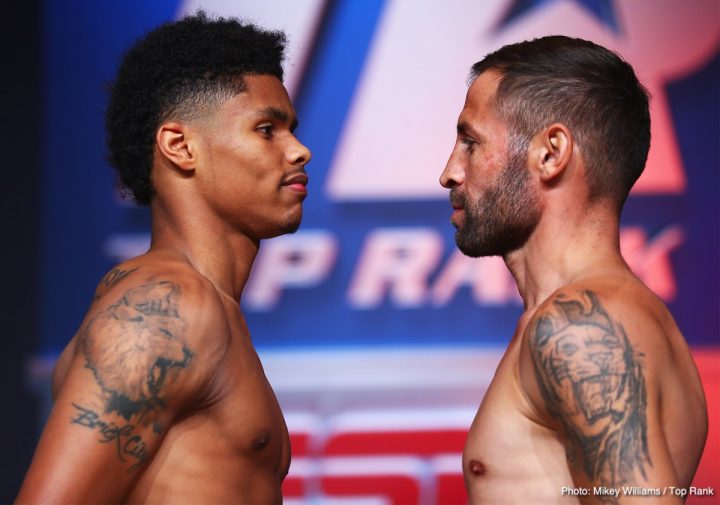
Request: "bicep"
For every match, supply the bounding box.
[17,280,198,504]
[17,360,161,504]
[527,290,679,496]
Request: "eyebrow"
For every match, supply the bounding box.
[457,121,482,141]
[257,106,299,132]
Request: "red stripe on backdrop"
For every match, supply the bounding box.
[323,429,467,456]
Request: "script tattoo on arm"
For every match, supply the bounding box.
[77,280,194,470]
[531,290,651,495]
[71,403,149,473]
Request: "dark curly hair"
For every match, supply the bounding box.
[471,36,650,212]
[105,11,286,205]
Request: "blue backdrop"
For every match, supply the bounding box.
[40,0,719,354]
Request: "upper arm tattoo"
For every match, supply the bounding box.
[72,280,194,471]
[531,290,651,489]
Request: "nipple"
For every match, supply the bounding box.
[252,430,271,451]
[468,459,486,476]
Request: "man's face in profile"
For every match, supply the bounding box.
[441,71,540,258]
[191,74,312,240]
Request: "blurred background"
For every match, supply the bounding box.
[1,0,717,503]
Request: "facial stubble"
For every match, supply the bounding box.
[453,147,540,257]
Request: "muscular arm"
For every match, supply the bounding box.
[17,276,213,504]
[527,289,681,504]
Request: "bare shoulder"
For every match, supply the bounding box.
[524,286,653,487]
[90,256,229,347]
[81,256,231,413]
[522,280,706,489]
[526,279,700,387]
[92,256,227,323]
[16,255,234,502]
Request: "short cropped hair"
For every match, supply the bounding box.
[105,11,286,205]
[470,35,650,211]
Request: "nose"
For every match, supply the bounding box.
[439,147,464,189]
[588,351,611,370]
[287,137,312,167]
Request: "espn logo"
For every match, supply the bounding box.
[282,410,470,504]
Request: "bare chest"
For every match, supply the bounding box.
[463,346,577,504]
[132,319,291,503]
[211,338,290,464]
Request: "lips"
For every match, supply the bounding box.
[448,191,465,227]
[449,190,465,210]
[281,172,309,194]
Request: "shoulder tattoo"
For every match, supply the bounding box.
[100,267,140,288]
[92,267,140,301]
[531,290,651,489]
[82,281,194,422]
[71,280,194,471]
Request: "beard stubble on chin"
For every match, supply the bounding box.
[273,217,301,237]
[452,147,541,258]
[278,207,304,236]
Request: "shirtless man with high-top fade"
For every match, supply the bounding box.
[440,36,707,504]
[17,12,311,504]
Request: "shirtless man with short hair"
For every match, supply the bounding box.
[439,36,707,504]
[17,12,310,504]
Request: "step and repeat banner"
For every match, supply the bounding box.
[35,1,718,503]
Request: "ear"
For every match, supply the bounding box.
[156,121,196,172]
[530,123,573,183]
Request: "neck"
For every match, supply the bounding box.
[149,195,259,302]
[503,204,628,310]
